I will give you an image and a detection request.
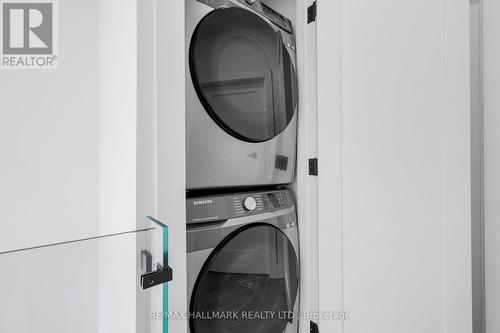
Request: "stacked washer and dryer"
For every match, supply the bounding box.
[185,0,300,332]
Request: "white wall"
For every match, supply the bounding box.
[0,0,143,331]
[317,1,472,332]
[97,0,138,332]
[0,0,140,248]
[0,0,101,331]
[0,0,100,253]
[483,1,500,332]
[98,0,137,237]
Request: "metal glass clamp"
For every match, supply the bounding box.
[140,250,173,290]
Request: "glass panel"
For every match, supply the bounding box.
[0,0,142,253]
[190,7,297,142]
[0,217,170,333]
[190,224,299,333]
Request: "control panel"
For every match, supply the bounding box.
[261,3,293,34]
[263,191,289,210]
[233,194,264,215]
[237,0,294,34]
[231,191,292,217]
[187,190,294,224]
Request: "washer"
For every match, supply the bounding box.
[187,189,299,333]
[186,0,299,190]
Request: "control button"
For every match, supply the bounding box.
[242,197,257,211]
[246,0,256,4]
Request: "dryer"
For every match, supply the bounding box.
[186,189,299,333]
[186,0,298,190]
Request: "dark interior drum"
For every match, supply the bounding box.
[190,224,299,333]
[190,7,298,142]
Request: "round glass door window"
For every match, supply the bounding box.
[190,7,298,142]
[190,224,299,333]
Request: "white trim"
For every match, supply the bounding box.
[156,0,187,332]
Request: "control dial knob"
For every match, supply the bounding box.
[242,197,257,212]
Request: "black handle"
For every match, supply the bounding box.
[141,263,173,290]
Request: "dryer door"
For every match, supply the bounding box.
[189,6,298,143]
[190,223,299,333]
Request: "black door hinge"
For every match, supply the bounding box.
[310,321,319,333]
[307,1,317,24]
[309,158,318,176]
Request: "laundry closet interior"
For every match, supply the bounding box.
[147,0,473,332]
[152,0,320,332]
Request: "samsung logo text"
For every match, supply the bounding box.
[193,200,213,206]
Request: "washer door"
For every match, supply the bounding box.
[190,224,299,333]
[189,6,298,143]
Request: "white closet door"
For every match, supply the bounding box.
[317,1,472,332]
